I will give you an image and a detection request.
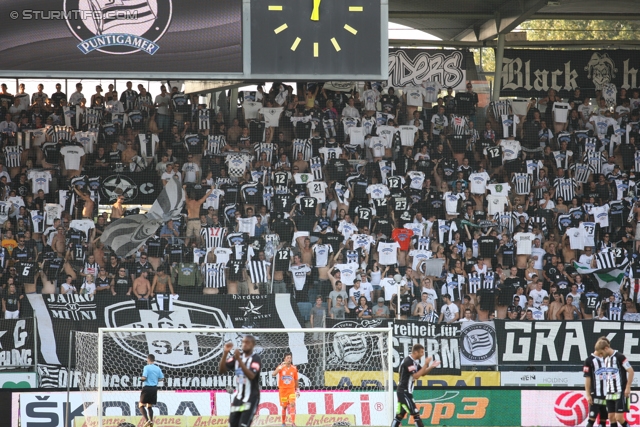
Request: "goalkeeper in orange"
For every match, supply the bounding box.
[272,353,299,427]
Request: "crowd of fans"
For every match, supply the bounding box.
[0,79,638,326]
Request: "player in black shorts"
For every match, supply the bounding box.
[219,335,262,427]
[391,343,440,427]
[140,354,164,427]
[583,342,608,427]
[597,338,634,427]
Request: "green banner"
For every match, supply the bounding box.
[405,389,521,426]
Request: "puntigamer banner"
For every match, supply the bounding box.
[0,0,242,74]
[499,49,640,97]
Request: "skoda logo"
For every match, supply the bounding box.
[64,0,172,55]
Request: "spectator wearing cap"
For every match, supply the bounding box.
[372,297,390,319]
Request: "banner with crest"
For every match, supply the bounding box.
[27,293,304,388]
[326,318,461,375]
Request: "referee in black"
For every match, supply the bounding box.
[139,354,164,427]
[391,343,440,427]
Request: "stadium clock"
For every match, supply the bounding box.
[250,0,384,77]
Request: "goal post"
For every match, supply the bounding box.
[74,327,394,427]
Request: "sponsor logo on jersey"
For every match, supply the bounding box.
[65,0,173,55]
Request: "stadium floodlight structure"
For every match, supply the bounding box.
[73,327,394,427]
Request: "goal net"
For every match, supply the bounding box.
[72,327,393,427]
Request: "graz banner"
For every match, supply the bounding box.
[459,321,498,366]
[91,170,161,205]
[26,293,304,389]
[0,318,35,369]
[327,318,461,375]
[494,320,640,365]
[499,49,640,97]
[388,49,467,90]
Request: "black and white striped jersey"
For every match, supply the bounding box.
[254,142,276,163]
[604,351,631,397]
[204,263,226,288]
[3,146,23,168]
[247,260,269,283]
[595,251,617,269]
[608,302,623,321]
[511,173,531,195]
[553,177,577,201]
[583,353,607,398]
[200,227,227,249]
[570,162,595,184]
[467,272,483,294]
[225,352,262,403]
[292,139,313,161]
[583,151,606,174]
[198,109,210,130]
[490,100,512,119]
[206,135,226,155]
[309,157,324,181]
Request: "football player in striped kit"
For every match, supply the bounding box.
[596,337,634,427]
[583,341,609,427]
[391,343,440,427]
[220,336,262,427]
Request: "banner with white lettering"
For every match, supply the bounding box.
[27,293,304,388]
[327,318,461,375]
[494,320,640,366]
[499,49,640,97]
[388,49,467,90]
[0,318,34,369]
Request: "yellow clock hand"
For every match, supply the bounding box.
[310,0,321,21]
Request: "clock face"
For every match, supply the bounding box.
[250,0,382,77]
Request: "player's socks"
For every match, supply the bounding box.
[621,422,629,427]
[148,407,154,422]
[586,421,594,427]
[391,416,403,427]
[140,406,149,421]
[282,407,287,425]
[413,416,424,427]
[290,407,296,425]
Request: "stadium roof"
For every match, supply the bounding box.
[389,0,640,45]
